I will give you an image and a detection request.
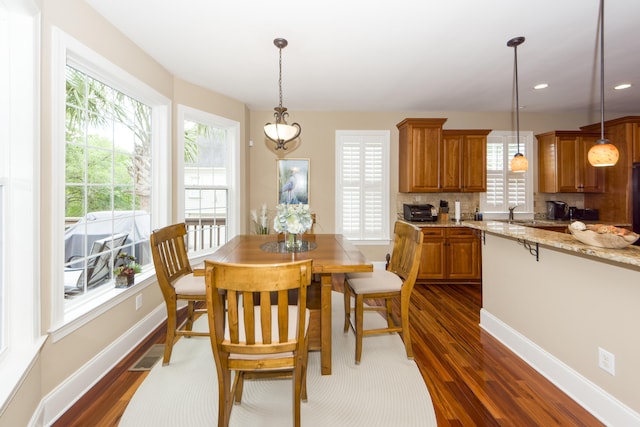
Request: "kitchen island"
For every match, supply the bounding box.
[462,220,640,426]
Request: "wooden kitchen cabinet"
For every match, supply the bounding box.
[633,122,640,163]
[581,116,640,224]
[397,118,490,192]
[441,129,491,192]
[537,130,604,193]
[397,118,447,192]
[418,227,481,282]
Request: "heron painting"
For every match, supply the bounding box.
[277,158,309,204]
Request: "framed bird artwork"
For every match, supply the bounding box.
[277,158,309,205]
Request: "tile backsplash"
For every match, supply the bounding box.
[397,192,586,220]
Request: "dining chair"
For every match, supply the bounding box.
[150,223,208,365]
[343,221,424,364]
[204,259,313,427]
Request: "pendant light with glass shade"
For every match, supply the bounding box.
[587,0,619,167]
[264,38,301,150]
[507,36,528,173]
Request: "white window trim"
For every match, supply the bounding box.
[176,105,240,254]
[49,27,171,340]
[480,130,534,220]
[0,0,46,413]
[335,130,390,245]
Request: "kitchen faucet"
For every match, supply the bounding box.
[508,205,519,221]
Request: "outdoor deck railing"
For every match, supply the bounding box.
[65,215,227,256]
[184,217,227,252]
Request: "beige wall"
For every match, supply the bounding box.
[483,232,640,416]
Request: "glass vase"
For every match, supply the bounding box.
[284,232,302,252]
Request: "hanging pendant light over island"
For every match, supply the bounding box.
[507,36,528,173]
[587,0,619,167]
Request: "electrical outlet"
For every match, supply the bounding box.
[135,294,143,311]
[598,347,615,375]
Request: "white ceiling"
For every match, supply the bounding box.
[86,0,639,116]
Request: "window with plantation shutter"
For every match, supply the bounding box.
[481,130,533,218]
[336,130,390,243]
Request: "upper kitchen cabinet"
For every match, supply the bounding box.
[442,129,491,192]
[397,118,447,192]
[397,118,490,192]
[537,130,604,193]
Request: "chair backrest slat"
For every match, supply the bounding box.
[205,260,312,357]
[150,223,193,298]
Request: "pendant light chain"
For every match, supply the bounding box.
[278,45,284,112]
[599,0,605,143]
[514,42,520,154]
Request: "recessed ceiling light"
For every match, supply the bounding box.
[534,83,549,90]
[614,83,632,90]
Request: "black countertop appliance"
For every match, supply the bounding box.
[546,201,569,220]
[403,204,438,222]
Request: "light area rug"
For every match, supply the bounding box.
[119,291,437,427]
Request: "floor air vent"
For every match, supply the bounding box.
[129,344,164,371]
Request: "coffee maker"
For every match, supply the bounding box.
[546,201,569,220]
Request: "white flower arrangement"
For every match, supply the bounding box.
[251,203,270,234]
[273,203,313,235]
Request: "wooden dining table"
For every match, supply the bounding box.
[206,233,373,375]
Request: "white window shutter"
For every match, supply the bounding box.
[336,131,389,241]
[481,131,533,216]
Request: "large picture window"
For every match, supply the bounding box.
[63,65,153,300]
[51,28,170,330]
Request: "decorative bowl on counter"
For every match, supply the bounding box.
[568,226,639,249]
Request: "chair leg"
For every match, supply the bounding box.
[355,293,364,364]
[385,298,394,328]
[163,300,177,365]
[343,282,351,333]
[185,300,195,333]
[301,336,309,402]
[234,371,245,404]
[218,368,232,427]
[400,297,414,359]
[293,361,302,427]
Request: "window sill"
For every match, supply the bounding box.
[0,335,47,415]
[48,271,156,343]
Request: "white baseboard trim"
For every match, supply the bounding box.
[480,308,640,427]
[36,304,166,427]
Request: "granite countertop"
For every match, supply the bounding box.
[404,220,472,228]
[462,220,640,269]
[404,218,631,228]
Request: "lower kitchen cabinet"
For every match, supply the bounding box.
[418,227,481,282]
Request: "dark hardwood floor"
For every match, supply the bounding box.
[53,280,604,426]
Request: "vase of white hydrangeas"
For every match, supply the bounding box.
[273,203,313,251]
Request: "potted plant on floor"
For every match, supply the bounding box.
[114,253,141,288]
